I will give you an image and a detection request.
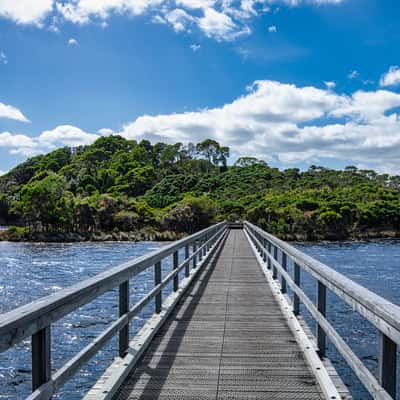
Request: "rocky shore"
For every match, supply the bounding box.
[0,229,184,242]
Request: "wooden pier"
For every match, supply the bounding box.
[0,222,399,399]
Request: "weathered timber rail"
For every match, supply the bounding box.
[245,221,400,400]
[0,221,399,399]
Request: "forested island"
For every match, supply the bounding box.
[1,135,400,242]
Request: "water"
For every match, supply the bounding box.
[0,240,399,399]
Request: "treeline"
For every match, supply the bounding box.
[1,135,400,240]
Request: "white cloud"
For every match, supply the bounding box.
[0,0,345,41]
[39,125,99,147]
[7,74,400,173]
[0,0,53,25]
[348,70,359,80]
[198,7,250,41]
[164,8,194,32]
[190,43,201,51]
[268,25,277,32]
[106,80,400,172]
[50,0,343,41]
[0,51,8,64]
[68,37,78,46]
[380,66,400,87]
[324,81,336,89]
[0,102,30,122]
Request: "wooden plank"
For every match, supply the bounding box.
[118,281,129,357]
[378,332,397,398]
[32,326,51,392]
[317,281,326,358]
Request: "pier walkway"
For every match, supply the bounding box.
[112,229,323,399]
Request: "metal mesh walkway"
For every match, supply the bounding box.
[112,229,323,399]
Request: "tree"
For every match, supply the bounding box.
[196,139,230,168]
[20,172,72,231]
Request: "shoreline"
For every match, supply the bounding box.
[1,228,400,243]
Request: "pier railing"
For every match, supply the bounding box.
[0,221,227,400]
[245,221,400,400]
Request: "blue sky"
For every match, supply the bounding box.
[1,0,400,174]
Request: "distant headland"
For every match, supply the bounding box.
[1,136,400,242]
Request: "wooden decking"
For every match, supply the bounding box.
[112,230,325,399]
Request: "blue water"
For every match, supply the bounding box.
[0,239,399,399]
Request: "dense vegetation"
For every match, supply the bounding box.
[2,136,400,241]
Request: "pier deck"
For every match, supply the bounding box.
[112,230,325,399]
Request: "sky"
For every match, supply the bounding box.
[0,0,400,175]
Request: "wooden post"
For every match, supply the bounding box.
[281,252,287,294]
[293,262,300,316]
[193,241,197,268]
[119,280,129,357]
[185,244,190,278]
[378,332,397,398]
[263,238,267,262]
[199,239,203,262]
[317,281,326,357]
[154,261,162,313]
[273,246,278,279]
[173,251,179,291]
[32,326,51,391]
[267,242,271,269]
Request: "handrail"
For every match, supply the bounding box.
[244,221,399,400]
[0,221,227,400]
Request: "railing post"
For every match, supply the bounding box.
[32,326,51,391]
[199,239,203,262]
[273,246,278,279]
[378,332,397,398]
[203,236,207,256]
[173,250,179,291]
[293,262,300,316]
[154,261,162,313]
[119,280,129,357]
[193,241,197,268]
[185,244,190,278]
[267,242,271,269]
[263,238,267,262]
[317,281,326,357]
[281,252,287,294]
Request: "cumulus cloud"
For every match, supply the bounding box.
[0,51,8,64]
[107,80,400,172]
[5,76,400,173]
[380,66,400,87]
[190,43,201,51]
[39,125,99,146]
[0,125,100,156]
[0,102,30,122]
[268,25,277,32]
[0,0,53,25]
[0,0,345,41]
[67,37,78,46]
[348,70,359,80]
[324,81,336,89]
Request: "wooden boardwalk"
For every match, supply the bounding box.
[112,230,324,399]
[4,221,398,400]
